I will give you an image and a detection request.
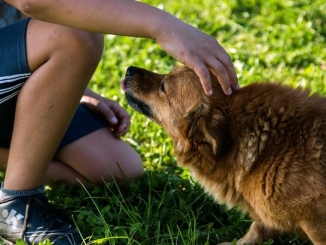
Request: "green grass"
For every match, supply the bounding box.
[29,0,326,244]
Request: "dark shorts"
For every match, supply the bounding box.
[0,18,107,150]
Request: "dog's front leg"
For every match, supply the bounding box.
[218,220,281,245]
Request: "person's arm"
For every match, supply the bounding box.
[6,0,238,95]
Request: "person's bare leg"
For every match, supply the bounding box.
[3,19,103,190]
[54,127,144,185]
[0,128,143,188]
[46,159,91,187]
[0,147,90,187]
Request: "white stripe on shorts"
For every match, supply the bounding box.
[0,90,20,104]
[0,73,31,84]
[0,72,31,104]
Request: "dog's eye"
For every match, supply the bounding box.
[159,82,166,93]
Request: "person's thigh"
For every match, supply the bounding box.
[55,127,143,184]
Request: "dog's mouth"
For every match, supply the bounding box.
[122,78,154,119]
[125,93,153,118]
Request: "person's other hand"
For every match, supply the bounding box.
[81,95,130,137]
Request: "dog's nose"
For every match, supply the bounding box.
[126,66,135,77]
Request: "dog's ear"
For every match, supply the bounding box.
[178,100,231,158]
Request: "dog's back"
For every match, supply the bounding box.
[230,82,326,173]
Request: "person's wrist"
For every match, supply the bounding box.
[150,10,181,41]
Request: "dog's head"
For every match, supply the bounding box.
[122,66,231,161]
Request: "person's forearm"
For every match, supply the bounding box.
[6,0,178,40]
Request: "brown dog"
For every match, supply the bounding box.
[122,65,326,245]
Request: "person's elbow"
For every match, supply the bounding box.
[5,0,44,17]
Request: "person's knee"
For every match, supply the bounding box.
[109,151,144,183]
[125,154,144,180]
[61,29,104,68]
[26,19,104,72]
[78,32,104,66]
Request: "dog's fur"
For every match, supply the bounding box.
[123,65,326,245]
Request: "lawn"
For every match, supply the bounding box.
[47,0,325,244]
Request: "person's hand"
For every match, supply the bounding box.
[80,95,130,138]
[155,19,239,95]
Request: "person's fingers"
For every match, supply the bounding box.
[192,63,213,95]
[116,119,130,137]
[111,115,130,137]
[215,50,239,90]
[81,96,131,137]
[190,55,236,96]
[107,101,130,122]
[105,101,131,137]
[94,100,118,124]
[183,41,238,95]
[205,57,232,95]
[81,96,118,123]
